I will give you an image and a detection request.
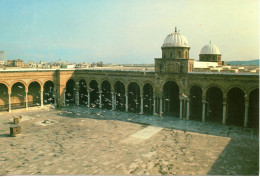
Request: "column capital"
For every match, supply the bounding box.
[202,99,207,104]
[223,101,227,105]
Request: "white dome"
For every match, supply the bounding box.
[200,41,221,55]
[162,28,189,47]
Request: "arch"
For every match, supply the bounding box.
[88,77,99,87]
[0,81,10,93]
[128,82,141,113]
[126,80,141,91]
[204,84,224,97]
[89,80,99,108]
[143,83,153,115]
[64,77,77,86]
[163,81,179,116]
[65,79,76,105]
[10,80,27,92]
[78,79,88,106]
[76,77,87,84]
[160,79,180,92]
[142,80,155,94]
[101,80,112,109]
[11,82,26,110]
[248,88,259,129]
[188,83,204,96]
[43,81,55,105]
[225,85,246,98]
[189,85,202,121]
[27,80,43,90]
[206,86,223,123]
[114,81,125,111]
[0,83,9,111]
[227,87,245,127]
[28,81,41,107]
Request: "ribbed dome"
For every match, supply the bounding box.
[200,41,221,54]
[162,28,189,47]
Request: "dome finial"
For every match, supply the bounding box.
[175,26,177,33]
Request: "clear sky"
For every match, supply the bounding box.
[0,0,259,64]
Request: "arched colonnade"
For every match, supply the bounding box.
[0,80,56,112]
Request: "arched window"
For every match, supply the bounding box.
[170,52,173,59]
[178,51,181,58]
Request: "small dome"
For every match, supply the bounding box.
[162,27,189,47]
[200,41,221,55]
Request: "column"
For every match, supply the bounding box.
[202,99,206,122]
[159,96,163,116]
[114,93,117,110]
[25,92,28,110]
[179,98,183,119]
[8,93,11,112]
[63,89,66,107]
[88,90,90,107]
[76,90,79,106]
[186,98,190,120]
[41,90,44,108]
[125,94,128,112]
[222,102,227,125]
[153,97,156,115]
[54,90,57,107]
[244,101,249,127]
[111,92,115,110]
[140,95,144,114]
[99,92,102,109]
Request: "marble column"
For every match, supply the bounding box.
[25,92,28,110]
[76,90,79,106]
[202,99,206,122]
[41,90,44,108]
[125,94,128,112]
[111,92,115,110]
[63,89,66,107]
[222,102,227,125]
[179,99,183,119]
[153,97,156,115]
[140,95,144,114]
[244,101,249,127]
[54,90,57,107]
[159,96,163,116]
[99,92,102,109]
[114,93,117,110]
[186,99,190,120]
[87,90,90,107]
[8,93,11,112]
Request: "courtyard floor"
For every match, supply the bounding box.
[0,105,259,175]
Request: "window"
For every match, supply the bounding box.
[178,51,181,58]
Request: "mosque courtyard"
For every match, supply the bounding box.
[0,106,258,175]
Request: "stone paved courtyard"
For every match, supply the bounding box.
[0,106,259,175]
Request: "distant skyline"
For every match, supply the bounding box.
[0,0,259,64]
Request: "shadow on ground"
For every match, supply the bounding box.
[207,138,259,175]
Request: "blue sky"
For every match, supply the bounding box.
[0,0,259,64]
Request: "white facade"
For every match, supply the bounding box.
[193,61,219,68]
